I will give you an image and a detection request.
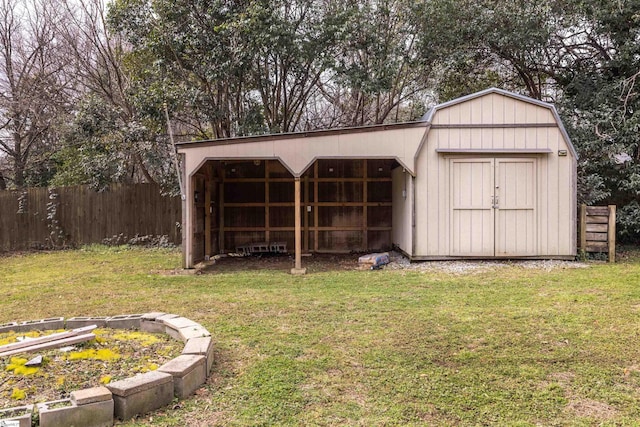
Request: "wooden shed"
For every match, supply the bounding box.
[177,88,577,271]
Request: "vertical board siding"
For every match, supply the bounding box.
[0,184,181,251]
[415,91,576,258]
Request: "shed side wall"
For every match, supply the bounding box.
[392,167,413,255]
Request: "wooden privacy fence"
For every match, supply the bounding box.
[0,184,181,251]
[579,204,616,262]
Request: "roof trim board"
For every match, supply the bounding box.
[435,148,553,154]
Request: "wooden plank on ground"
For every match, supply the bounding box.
[0,325,96,355]
[0,333,96,357]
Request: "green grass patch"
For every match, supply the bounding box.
[1,247,640,425]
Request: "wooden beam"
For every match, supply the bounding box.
[291,177,306,274]
[0,325,97,355]
[303,175,309,252]
[608,205,616,262]
[0,334,96,357]
[362,159,368,251]
[219,168,225,253]
[204,163,212,258]
[314,162,319,252]
[580,204,587,252]
[265,160,270,244]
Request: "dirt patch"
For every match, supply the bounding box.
[196,252,590,274]
[566,398,617,419]
[0,329,182,409]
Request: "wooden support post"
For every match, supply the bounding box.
[362,159,368,251]
[291,177,306,274]
[608,204,616,263]
[313,162,319,252]
[265,161,270,244]
[218,168,225,253]
[204,163,212,259]
[303,175,309,252]
[579,203,587,253]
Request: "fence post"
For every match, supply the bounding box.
[579,203,587,253]
[608,205,616,263]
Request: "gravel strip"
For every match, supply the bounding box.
[384,252,589,274]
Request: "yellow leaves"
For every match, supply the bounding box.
[135,362,158,373]
[99,375,112,384]
[66,348,120,361]
[11,388,26,400]
[112,331,161,347]
[5,357,39,376]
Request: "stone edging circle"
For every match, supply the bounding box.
[0,312,213,426]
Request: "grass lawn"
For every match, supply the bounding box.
[1,246,640,426]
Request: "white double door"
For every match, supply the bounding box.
[449,157,537,256]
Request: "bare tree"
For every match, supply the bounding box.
[0,0,71,188]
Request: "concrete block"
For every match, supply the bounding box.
[179,325,210,342]
[165,324,210,342]
[182,336,215,375]
[71,386,112,406]
[107,371,174,420]
[37,399,113,427]
[159,355,206,398]
[65,316,108,328]
[156,313,180,324]
[0,322,19,333]
[163,316,199,330]
[141,312,166,321]
[106,314,143,329]
[0,404,33,427]
[17,317,65,332]
[140,319,165,334]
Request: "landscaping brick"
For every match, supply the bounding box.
[0,322,19,334]
[17,317,65,332]
[140,319,165,334]
[107,370,174,420]
[182,336,215,375]
[163,316,199,330]
[141,312,166,321]
[0,404,33,427]
[105,314,143,329]
[156,313,180,324]
[158,355,207,398]
[65,316,108,328]
[177,325,211,342]
[37,399,113,427]
[71,386,112,406]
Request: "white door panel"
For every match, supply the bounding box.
[449,157,537,256]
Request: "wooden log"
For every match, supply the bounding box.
[0,333,96,357]
[0,325,97,355]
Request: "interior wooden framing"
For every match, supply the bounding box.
[191,158,397,259]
